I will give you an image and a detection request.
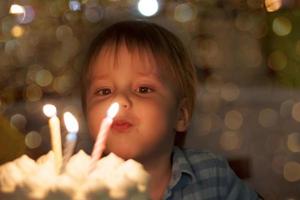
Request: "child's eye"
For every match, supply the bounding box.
[136,86,154,94]
[95,88,112,96]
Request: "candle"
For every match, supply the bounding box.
[62,112,79,171]
[43,104,62,174]
[91,102,120,164]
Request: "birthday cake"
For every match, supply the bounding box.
[0,150,150,200]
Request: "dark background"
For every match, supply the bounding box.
[1,0,300,199]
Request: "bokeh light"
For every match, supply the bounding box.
[272,16,292,36]
[25,131,42,149]
[220,131,242,151]
[265,0,282,12]
[280,99,294,118]
[25,84,43,102]
[9,4,25,14]
[35,69,53,87]
[258,108,278,128]
[10,114,27,131]
[268,50,287,71]
[174,3,196,23]
[224,110,243,130]
[84,2,104,23]
[287,132,300,153]
[283,161,300,182]
[56,25,73,42]
[16,5,35,24]
[11,25,25,38]
[69,0,81,11]
[220,83,240,102]
[138,0,159,17]
[291,102,300,122]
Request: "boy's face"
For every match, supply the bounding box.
[86,44,187,162]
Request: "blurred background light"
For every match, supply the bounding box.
[219,131,242,151]
[9,4,25,14]
[220,83,240,102]
[84,2,104,23]
[16,5,35,24]
[35,69,53,87]
[138,0,159,17]
[265,0,282,12]
[272,16,292,36]
[69,0,81,11]
[258,108,278,128]
[25,131,42,149]
[283,161,300,182]
[174,3,196,23]
[225,110,244,130]
[287,132,300,153]
[11,25,24,38]
[10,113,27,131]
[268,50,287,71]
[291,102,300,122]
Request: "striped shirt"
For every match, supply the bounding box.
[163,147,260,200]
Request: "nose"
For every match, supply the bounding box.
[114,92,132,110]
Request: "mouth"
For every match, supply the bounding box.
[111,119,133,132]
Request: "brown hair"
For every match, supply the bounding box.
[82,20,197,121]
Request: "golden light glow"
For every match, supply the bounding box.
[283,161,300,182]
[220,131,241,151]
[224,110,243,130]
[25,84,42,102]
[272,16,292,36]
[43,104,57,118]
[258,108,278,127]
[265,0,282,12]
[107,102,120,119]
[25,131,42,149]
[11,25,25,38]
[292,102,300,122]
[268,50,287,71]
[287,132,300,153]
[63,112,79,133]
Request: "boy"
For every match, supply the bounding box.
[81,20,260,200]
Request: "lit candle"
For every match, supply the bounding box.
[62,112,79,171]
[91,102,120,164]
[43,104,62,174]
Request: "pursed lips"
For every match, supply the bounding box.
[111,119,133,132]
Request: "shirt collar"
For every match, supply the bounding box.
[168,146,197,190]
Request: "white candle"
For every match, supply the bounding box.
[91,102,120,164]
[43,104,62,174]
[62,112,79,171]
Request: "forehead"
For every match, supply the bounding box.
[89,42,169,77]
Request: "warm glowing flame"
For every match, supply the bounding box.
[107,102,119,119]
[63,112,79,133]
[9,4,25,14]
[43,104,57,117]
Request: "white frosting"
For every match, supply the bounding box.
[0,151,150,200]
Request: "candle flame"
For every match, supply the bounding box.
[43,104,57,117]
[107,102,119,119]
[9,4,25,14]
[63,112,79,133]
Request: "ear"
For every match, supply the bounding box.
[175,98,190,132]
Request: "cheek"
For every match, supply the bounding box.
[138,100,177,130]
[86,105,105,140]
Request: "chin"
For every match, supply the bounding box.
[105,145,144,162]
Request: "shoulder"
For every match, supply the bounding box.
[177,148,230,182]
[180,148,228,171]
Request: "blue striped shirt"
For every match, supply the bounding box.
[163,147,260,200]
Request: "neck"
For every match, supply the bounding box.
[142,151,172,200]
